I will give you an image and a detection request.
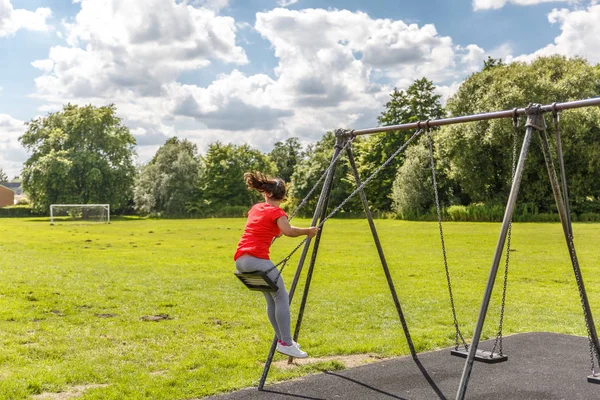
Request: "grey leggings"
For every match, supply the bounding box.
[235,254,292,345]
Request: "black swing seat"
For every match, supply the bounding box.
[587,374,600,384]
[234,270,278,292]
[451,348,508,364]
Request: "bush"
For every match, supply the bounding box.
[0,205,35,218]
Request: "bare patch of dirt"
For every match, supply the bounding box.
[32,384,109,399]
[272,353,389,370]
[141,314,171,322]
[94,313,118,318]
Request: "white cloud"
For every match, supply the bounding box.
[33,0,247,101]
[254,8,463,108]
[28,4,495,163]
[473,0,574,11]
[0,0,51,37]
[0,114,28,178]
[278,0,299,6]
[187,0,230,11]
[513,5,600,64]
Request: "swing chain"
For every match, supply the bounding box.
[567,232,599,375]
[549,104,598,374]
[427,127,468,351]
[489,110,519,356]
[267,127,422,292]
[318,128,423,227]
[287,132,356,221]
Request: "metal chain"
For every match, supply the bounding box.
[427,130,468,351]
[287,133,356,221]
[490,111,519,357]
[268,128,422,286]
[318,129,424,227]
[567,233,599,375]
[268,133,356,282]
[270,128,423,280]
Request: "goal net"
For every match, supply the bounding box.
[50,204,110,225]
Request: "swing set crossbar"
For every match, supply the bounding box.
[351,97,600,136]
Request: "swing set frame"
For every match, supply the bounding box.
[253,97,600,400]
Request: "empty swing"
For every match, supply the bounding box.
[426,113,520,363]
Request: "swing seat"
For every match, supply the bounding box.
[451,349,508,364]
[234,270,278,292]
[587,374,600,384]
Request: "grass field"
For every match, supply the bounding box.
[1,217,600,399]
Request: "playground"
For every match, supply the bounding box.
[1,216,599,399]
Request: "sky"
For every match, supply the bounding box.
[1,0,599,179]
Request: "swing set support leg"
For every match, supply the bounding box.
[286,135,343,364]
[346,144,417,358]
[456,106,539,400]
[257,134,344,390]
[457,104,600,399]
[538,126,600,383]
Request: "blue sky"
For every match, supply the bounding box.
[1,0,599,179]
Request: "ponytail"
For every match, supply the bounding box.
[244,171,286,200]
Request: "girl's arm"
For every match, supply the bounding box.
[277,217,319,238]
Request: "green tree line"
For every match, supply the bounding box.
[9,55,600,220]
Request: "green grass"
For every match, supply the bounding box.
[1,217,600,399]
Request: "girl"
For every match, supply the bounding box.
[234,171,318,358]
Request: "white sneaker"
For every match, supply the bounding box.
[276,341,308,358]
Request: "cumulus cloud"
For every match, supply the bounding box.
[473,0,574,11]
[28,4,496,163]
[0,114,28,178]
[188,0,231,11]
[278,0,299,6]
[0,0,51,37]
[32,0,247,101]
[254,8,463,109]
[513,5,600,64]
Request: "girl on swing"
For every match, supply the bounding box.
[234,171,318,358]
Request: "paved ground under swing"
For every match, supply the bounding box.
[206,332,599,400]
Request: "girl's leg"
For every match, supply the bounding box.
[262,292,282,340]
[236,255,292,344]
[265,269,292,345]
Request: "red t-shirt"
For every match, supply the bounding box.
[234,203,288,260]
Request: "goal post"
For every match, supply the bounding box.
[49,204,111,225]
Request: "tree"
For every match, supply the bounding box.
[391,140,434,218]
[188,142,276,216]
[439,55,600,214]
[355,78,446,212]
[0,168,8,182]
[20,104,137,213]
[134,137,200,216]
[483,56,505,71]
[269,137,303,183]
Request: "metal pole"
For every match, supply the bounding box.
[287,133,346,363]
[455,105,541,400]
[352,97,600,136]
[346,144,417,357]
[552,109,572,235]
[538,128,600,364]
[257,135,343,390]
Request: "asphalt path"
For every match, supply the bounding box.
[205,332,600,399]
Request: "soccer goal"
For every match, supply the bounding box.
[50,204,110,225]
